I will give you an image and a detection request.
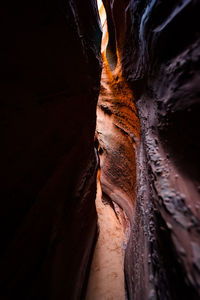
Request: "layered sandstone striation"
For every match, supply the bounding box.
[86,1,140,297]
[86,50,140,298]
[97,53,140,221]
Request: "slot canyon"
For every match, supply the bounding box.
[0,0,200,299]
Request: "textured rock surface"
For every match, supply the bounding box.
[118,0,200,299]
[86,3,139,297]
[1,0,200,299]
[0,1,101,299]
[97,54,140,222]
[86,47,140,298]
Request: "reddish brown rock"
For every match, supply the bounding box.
[119,0,200,299]
[99,0,200,299]
[1,0,200,299]
[97,55,140,222]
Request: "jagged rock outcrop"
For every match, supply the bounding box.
[117,0,200,299]
[0,1,101,299]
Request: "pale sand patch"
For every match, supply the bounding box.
[86,178,126,300]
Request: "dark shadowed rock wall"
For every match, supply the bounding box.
[0,1,101,299]
[118,0,200,299]
[97,0,200,298]
[1,0,200,299]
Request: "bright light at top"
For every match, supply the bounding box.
[97,0,103,10]
[97,0,108,53]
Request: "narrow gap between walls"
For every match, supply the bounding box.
[86,1,127,299]
[86,0,140,299]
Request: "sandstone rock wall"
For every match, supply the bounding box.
[0,1,101,299]
[119,0,200,299]
[100,0,200,298]
[1,0,200,299]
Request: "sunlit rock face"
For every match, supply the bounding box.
[97,0,140,227]
[115,0,200,299]
[97,57,140,223]
[0,1,101,299]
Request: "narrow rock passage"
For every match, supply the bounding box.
[86,1,139,298]
[86,54,127,300]
[86,171,125,300]
[86,50,139,298]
